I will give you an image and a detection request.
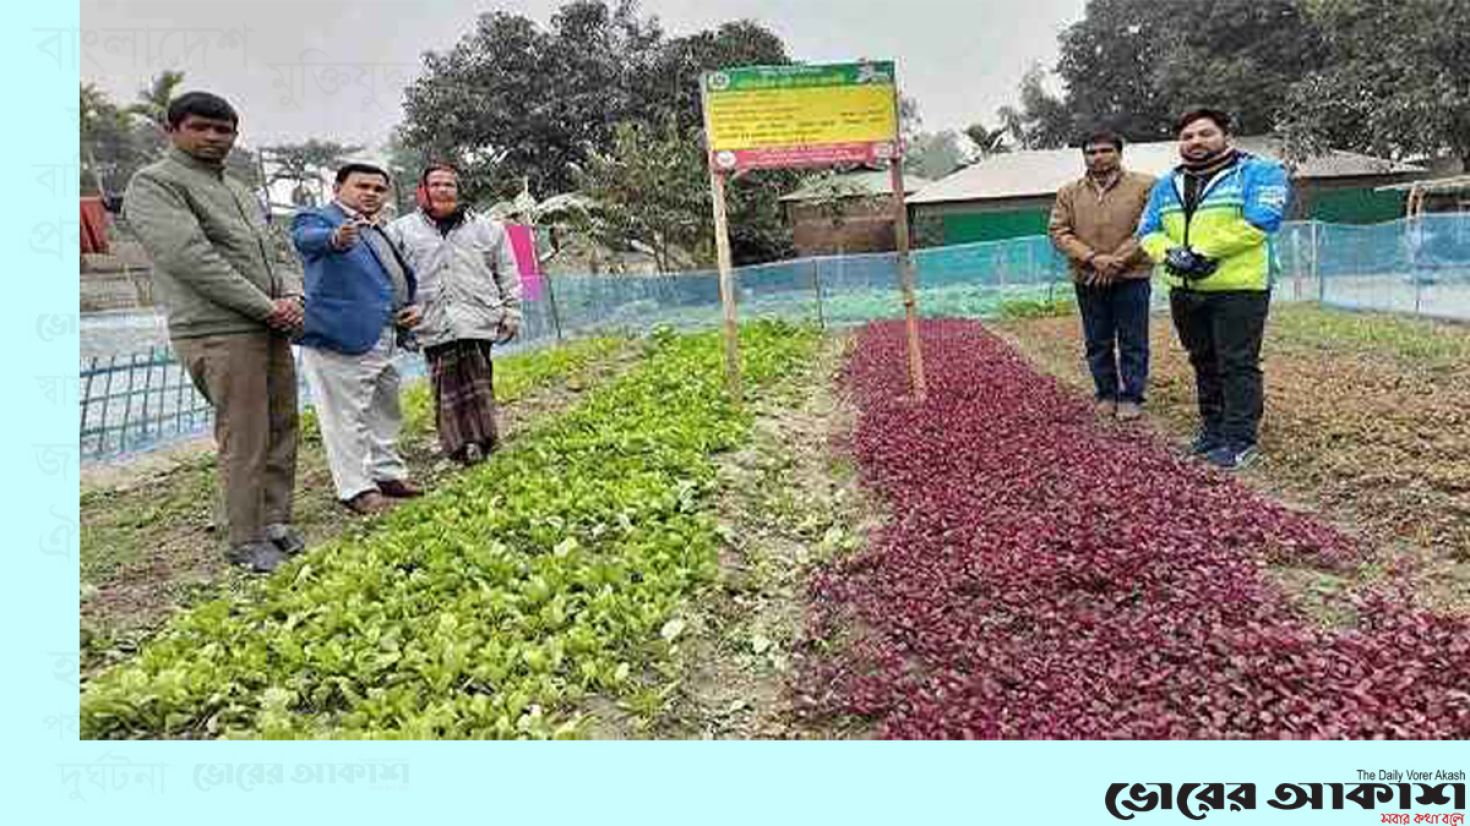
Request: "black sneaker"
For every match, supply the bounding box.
[227,541,287,573]
[265,523,306,556]
[1205,443,1259,471]
[1188,431,1223,456]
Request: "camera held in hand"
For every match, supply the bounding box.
[1164,246,1218,280]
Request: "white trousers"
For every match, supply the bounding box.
[300,329,408,501]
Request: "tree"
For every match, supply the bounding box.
[1278,0,1470,167]
[1045,0,1326,142]
[723,168,798,266]
[642,19,796,264]
[1052,1,1176,141]
[400,2,790,200]
[485,181,596,268]
[964,122,1011,159]
[128,69,186,130]
[80,77,174,196]
[1007,64,1073,149]
[573,114,795,270]
[384,127,432,215]
[82,74,264,202]
[397,1,797,265]
[400,0,664,202]
[984,65,1072,152]
[904,131,966,180]
[645,19,790,132]
[622,14,797,265]
[574,115,711,272]
[81,83,136,195]
[1150,0,1327,137]
[260,140,364,208]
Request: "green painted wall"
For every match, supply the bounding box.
[917,185,1411,246]
[1306,187,1406,224]
[923,185,1405,247]
[940,208,1051,244]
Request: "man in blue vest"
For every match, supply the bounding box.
[293,163,425,514]
[1137,108,1291,470]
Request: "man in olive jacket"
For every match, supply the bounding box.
[1049,130,1156,420]
[124,91,306,573]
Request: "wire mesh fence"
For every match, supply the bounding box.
[80,347,215,460]
[1311,214,1470,321]
[79,215,1470,462]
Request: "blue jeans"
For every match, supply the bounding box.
[1075,278,1151,403]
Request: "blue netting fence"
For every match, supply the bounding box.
[80,215,1470,461]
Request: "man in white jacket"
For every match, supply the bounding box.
[388,164,523,465]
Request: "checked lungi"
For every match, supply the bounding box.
[424,338,499,460]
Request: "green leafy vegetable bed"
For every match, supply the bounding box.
[82,322,818,739]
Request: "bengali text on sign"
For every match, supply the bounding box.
[702,61,900,171]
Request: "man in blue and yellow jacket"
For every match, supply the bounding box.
[1137,108,1290,470]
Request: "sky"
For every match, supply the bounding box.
[81,0,1087,155]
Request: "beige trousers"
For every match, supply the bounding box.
[173,331,298,546]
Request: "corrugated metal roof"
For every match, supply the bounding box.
[780,169,931,203]
[908,137,1424,205]
[1376,174,1470,193]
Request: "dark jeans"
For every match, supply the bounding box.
[1075,278,1151,403]
[1169,289,1270,446]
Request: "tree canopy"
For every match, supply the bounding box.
[986,0,1468,170]
[1278,0,1470,166]
[398,0,796,265]
[80,71,261,197]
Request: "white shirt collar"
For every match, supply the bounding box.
[335,200,385,227]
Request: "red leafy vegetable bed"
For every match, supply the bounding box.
[797,320,1470,738]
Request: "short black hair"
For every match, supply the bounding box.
[165,91,239,129]
[335,163,390,186]
[1175,107,1231,135]
[1080,130,1124,152]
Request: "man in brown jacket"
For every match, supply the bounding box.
[124,91,306,573]
[1048,130,1156,420]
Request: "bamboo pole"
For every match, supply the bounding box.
[709,168,742,403]
[889,160,927,401]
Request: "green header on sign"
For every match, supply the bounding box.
[704,61,896,93]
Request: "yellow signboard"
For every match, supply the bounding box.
[701,61,900,170]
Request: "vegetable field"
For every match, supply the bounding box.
[80,307,1470,739]
[796,318,1468,738]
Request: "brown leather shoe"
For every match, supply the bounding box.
[343,490,395,515]
[377,478,424,498]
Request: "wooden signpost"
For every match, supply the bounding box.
[707,164,742,402]
[889,159,927,400]
[699,60,927,403]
